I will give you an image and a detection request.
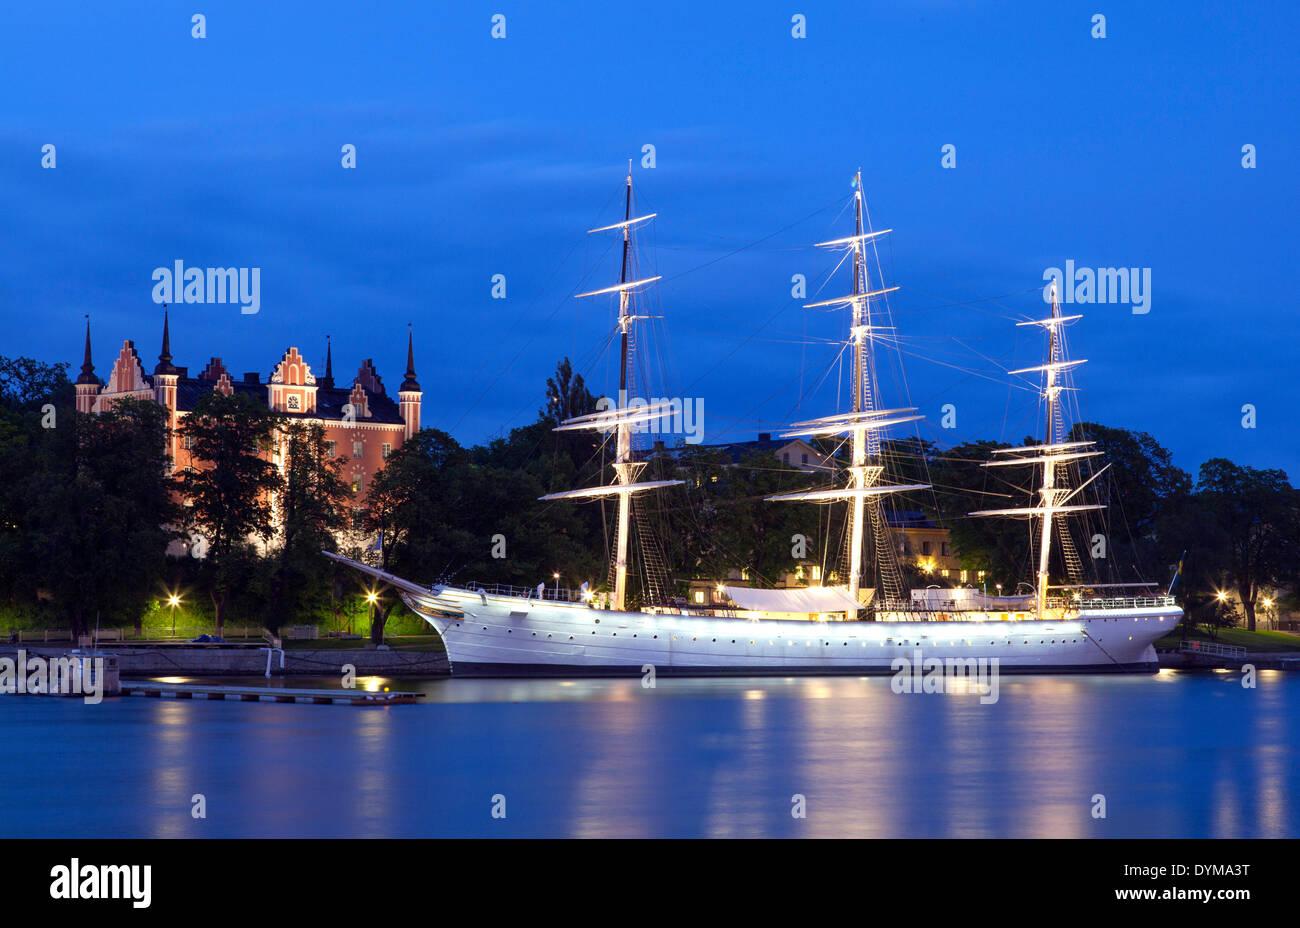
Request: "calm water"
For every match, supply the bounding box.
[1,671,1295,838]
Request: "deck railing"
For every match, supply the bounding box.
[463,581,589,604]
[1073,595,1178,609]
[877,593,1178,615]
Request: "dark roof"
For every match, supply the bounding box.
[693,436,821,465]
[174,378,405,425]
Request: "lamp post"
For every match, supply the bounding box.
[168,594,181,637]
[366,589,379,641]
[553,572,560,600]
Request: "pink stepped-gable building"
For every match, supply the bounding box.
[74,314,422,512]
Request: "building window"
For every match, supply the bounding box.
[352,440,363,459]
[693,590,704,604]
[922,541,932,556]
[183,434,195,451]
[325,441,336,458]
[381,442,392,459]
[941,542,951,557]
[352,475,362,494]
[811,566,821,581]
[801,453,808,464]
[782,452,789,464]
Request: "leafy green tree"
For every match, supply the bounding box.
[660,446,817,588]
[16,399,174,637]
[269,421,350,630]
[1191,458,1300,631]
[540,356,597,426]
[1068,422,1192,584]
[927,440,1027,590]
[176,391,283,632]
[361,429,476,642]
[0,356,72,411]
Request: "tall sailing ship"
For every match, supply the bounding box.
[326,169,1180,675]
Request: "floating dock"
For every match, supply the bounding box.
[120,680,424,705]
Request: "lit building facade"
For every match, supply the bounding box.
[74,314,422,512]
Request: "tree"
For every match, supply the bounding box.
[540,356,597,426]
[12,397,174,638]
[660,446,817,588]
[176,391,283,632]
[362,429,476,642]
[1192,458,1300,631]
[269,422,350,630]
[927,440,1028,590]
[0,356,71,411]
[1068,422,1192,584]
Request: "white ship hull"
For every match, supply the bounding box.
[403,585,1177,676]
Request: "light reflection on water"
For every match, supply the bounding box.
[0,672,1294,838]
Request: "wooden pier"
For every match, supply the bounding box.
[120,680,424,706]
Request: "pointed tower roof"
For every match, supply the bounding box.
[76,315,98,385]
[400,326,420,392]
[155,310,180,376]
[318,335,335,389]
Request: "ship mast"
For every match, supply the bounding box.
[767,172,929,611]
[539,166,683,612]
[970,281,1105,618]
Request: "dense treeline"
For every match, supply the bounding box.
[1,354,1297,638]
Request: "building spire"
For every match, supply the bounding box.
[76,314,98,385]
[400,324,420,391]
[155,308,179,375]
[318,334,335,388]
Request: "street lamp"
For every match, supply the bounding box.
[365,589,379,643]
[168,593,181,637]
[553,572,560,598]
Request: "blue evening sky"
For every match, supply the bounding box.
[2,1,1295,477]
